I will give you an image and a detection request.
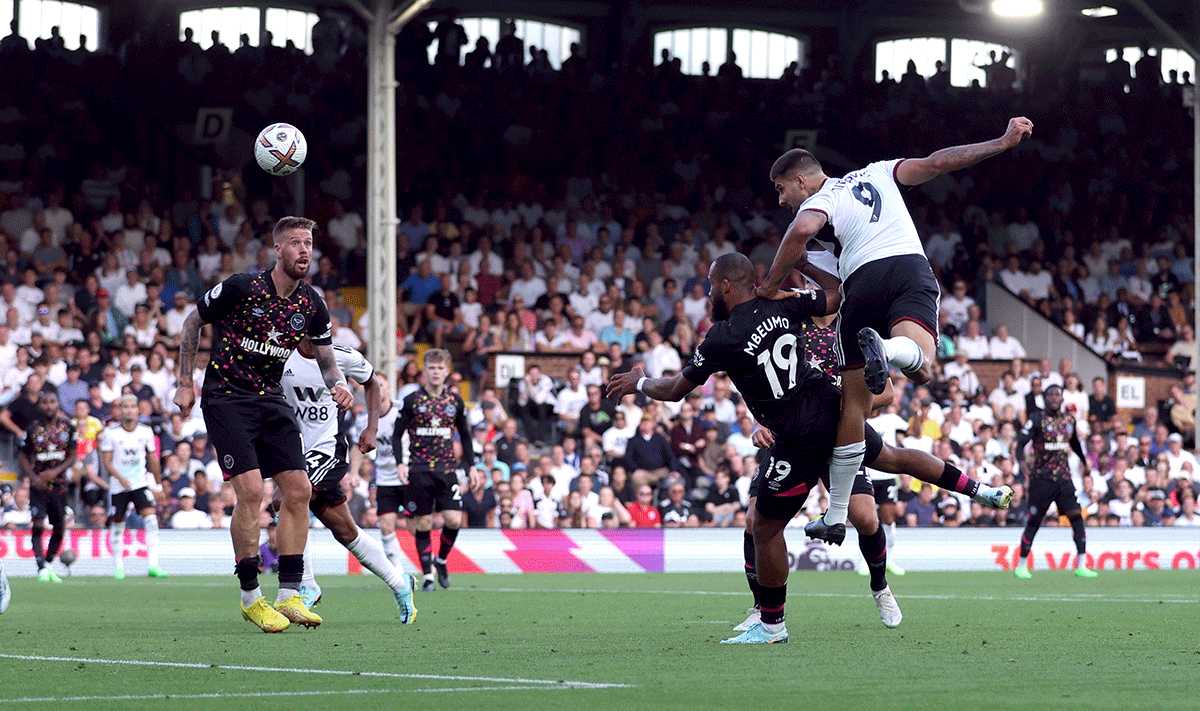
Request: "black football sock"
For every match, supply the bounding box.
[758,584,786,627]
[415,529,433,576]
[743,531,761,607]
[235,556,261,591]
[45,529,63,564]
[858,525,889,592]
[278,554,303,599]
[435,526,459,563]
[1019,514,1043,567]
[938,462,979,499]
[1070,514,1088,565]
[31,524,46,569]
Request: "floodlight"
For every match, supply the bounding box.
[991,0,1044,17]
[1081,6,1118,18]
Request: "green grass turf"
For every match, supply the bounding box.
[0,570,1196,710]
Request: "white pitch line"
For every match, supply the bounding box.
[0,685,608,704]
[0,654,631,689]
[448,587,1200,604]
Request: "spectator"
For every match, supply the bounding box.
[170,488,212,529]
[517,365,555,445]
[988,325,1026,360]
[942,278,975,332]
[624,415,678,491]
[955,320,990,359]
[553,368,588,441]
[658,479,699,528]
[1164,433,1197,480]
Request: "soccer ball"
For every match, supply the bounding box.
[59,548,77,566]
[254,123,307,176]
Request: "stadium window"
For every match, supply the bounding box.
[180,7,319,54]
[426,17,579,69]
[17,0,99,51]
[875,37,945,82]
[949,39,1014,87]
[0,2,12,36]
[180,7,260,51]
[655,27,801,79]
[1106,46,1196,82]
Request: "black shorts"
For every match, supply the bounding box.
[376,484,407,516]
[1027,477,1080,520]
[305,451,349,514]
[836,254,940,370]
[753,437,832,522]
[30,487,68,528]
[203,396,305,478]
[405,467,463,517]
[748,420,881,500]
[109,487,156,519]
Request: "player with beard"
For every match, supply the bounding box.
[175,216,353,632]
[281,337,418,623]
[609,253,843,644]
[101,394,166,579]
[1013,384,1098,579]
[758,118,1033,546]
[21,391,76,582]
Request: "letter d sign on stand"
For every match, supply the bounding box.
[194,108,233,145]
[494,354,526,388]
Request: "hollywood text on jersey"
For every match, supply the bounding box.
[239,336,292,359]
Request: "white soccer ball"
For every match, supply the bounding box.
[254,123,307,176]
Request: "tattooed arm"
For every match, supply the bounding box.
[314,342,353,410]
[894,117,1033,186]
[172,309,205,416]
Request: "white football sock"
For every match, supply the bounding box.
[882,336,924,372]
[110,521,125,570]
[762,620,786,634]
[348,529,406,593]
[241,587,262,608]
[825,442,866,525]
[143,515,159,568]
[884,522,896,553]
[381,532,402,567]
[277,585,299,603]
[301,546,317,589]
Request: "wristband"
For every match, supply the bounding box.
[334,380,348,390]
[636,377,649,395]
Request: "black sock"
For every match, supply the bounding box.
[415,529,433,575]
[1019,512,1043,561]
[234,556,261,591]
[743,531,761,607]
[278,554,303,588]
[32,525,45,568]
[45,529,63,563]
[938,462,979,498]
[436,527,459,562]
[758,584,786,626]
[1070,515,1087,560]
[858,525,889,592]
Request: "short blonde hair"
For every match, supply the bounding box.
[424,348,451,367]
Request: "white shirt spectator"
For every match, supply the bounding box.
[942,359,980,396]
[1024,268,1052,300]
[509,276,548,307]
[171,507,213,529]
[327,210,364,252]
[988,333,1027,360]
[602,422,636,459]
[1166,446,1198,479]
[942,294,975,332]
[956,332,991,360]
[554,384,588,421]
[643,342,682,379]
[966,402,996,428]
[114,280,147,318]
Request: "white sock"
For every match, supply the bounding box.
[825,442,866,525]
[884,522,896,553]
[110,521,125,570]
[277,585,299,603]
[241,586,262,608]
[882,336,923,372]
[301,545,317,589]
[381,532,402,567]
[347,529,407,593]
[143,515,159,568]
[762,620,786,634]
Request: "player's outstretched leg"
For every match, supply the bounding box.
[857,328,891,396]
[869,443,1012,511]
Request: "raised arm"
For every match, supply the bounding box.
[798,260,843,315]
[606,366,697,403]
[758,210,828,299]
[894,117,1033,186]
[312,342,353,411]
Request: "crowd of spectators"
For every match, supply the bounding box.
[0,15,1196,534]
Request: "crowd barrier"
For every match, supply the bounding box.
[2,528,1197,577]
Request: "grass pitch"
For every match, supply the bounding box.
[0,570,1195,710]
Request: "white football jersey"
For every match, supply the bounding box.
[99,423,157,493]
[864,411,909,483]
[281,345,374,460]
[797,159,925,280]
[360,401,403,486]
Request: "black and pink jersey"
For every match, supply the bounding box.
[22,415,76,490]
[796,318,840,384]
[196,271,332,401]
[1017,410,1085,482]
[391,387,474,472]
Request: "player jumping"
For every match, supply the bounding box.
[175,216,353,632]
[1013,384,1098,579]
[758,117,1033,546]
[281,338,418,623]
[391,349,474,592]
[101,394,167,579]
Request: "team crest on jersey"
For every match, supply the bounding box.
[289,313,307,331]
[445,404,457,418]
[205,282,222,306]
[223,454,234,469]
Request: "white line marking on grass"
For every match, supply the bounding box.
[1,685,608,704]
[0,654,631,690]
[455,587,1200,604]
